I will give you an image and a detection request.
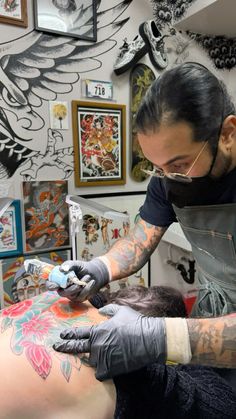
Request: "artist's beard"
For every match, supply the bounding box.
[210,149,233,179]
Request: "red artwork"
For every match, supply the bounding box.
[80,112,120,179]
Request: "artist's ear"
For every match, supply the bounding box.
[219,115,236,150]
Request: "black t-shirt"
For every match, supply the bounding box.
[140,167,236,227]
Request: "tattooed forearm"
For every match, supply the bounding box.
[188,314,236,368]
[105,217,167,280]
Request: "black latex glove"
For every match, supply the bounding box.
[46,258,109,303]
[53,304,166,380]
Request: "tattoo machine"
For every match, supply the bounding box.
[24,259,87,289]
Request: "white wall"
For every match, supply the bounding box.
[0,0,154,197]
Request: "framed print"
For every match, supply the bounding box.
[0,200,23,258]
[49,101,69,130]
[0,249,71,308]
[72,101,126,187]
[34,0,97,41]
[76,192,150,291]
[22,180,70,253]
[0,0,28,27]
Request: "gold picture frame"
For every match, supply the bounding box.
[0,0,28,27]
[72,100,126,187]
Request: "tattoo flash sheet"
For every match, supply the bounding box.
[77,193,150,291]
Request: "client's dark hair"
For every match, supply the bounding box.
[89,285,187,318]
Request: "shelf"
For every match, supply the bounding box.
[175,0,236,37]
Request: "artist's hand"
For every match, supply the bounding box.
[46,258,110,302]
[53,304,166,380]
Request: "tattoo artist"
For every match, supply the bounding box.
[47,63,236,387]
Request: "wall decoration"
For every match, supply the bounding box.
[130,63,155,182]
[34,0,97,41]
[49,101,69,130]
[0,0,133,181]
[151,0,197,30]
[22,180,70,253]
[84,79,113,100]
[187,31,236,70]
[76,193,150,291]
[0,249,71,308]
[0,0,27,27]
[72,101,126,187]
[0,200,23,258]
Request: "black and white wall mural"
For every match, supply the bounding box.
[186,31,236,70]
[151,0,197,29]
[151,1,236,71]
[0,0,133,181]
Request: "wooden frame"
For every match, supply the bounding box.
[0,200,23,258]
[72,101,126,187]
[34,0,97,42]
[0,0,27,27]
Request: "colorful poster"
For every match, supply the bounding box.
[22,180,70,253]
[77,193,150,292]
[0,200,23,257]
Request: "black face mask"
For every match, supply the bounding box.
[164,174,221,208]
[163,140,223,208]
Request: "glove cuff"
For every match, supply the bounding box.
[152,318,167,364]
[89,258,110,288]
[97,256,112,281]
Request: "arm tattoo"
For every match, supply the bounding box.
[188,314,236,368]
[106,216,168,280]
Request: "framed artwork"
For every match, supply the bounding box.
[76,192,150,291]
[0,200,23,258]
[34,0,97,41]
[0,0,28,27]
[0,248,71,308]
[72,101,126,187]
[49,101,69,130]
[22,180,70,253]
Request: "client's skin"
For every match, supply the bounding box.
[0,292,115,419]
[0,286,235,419]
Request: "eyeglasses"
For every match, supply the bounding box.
[142,141,209,184]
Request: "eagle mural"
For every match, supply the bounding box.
[0,0,133,180]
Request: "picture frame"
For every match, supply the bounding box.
[34,0,97,42]
[22,180,70,253]
[0,200,23,258]
[0,0,28,27]
[76,192,150,290]
[72,101,126,187]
